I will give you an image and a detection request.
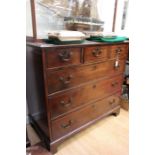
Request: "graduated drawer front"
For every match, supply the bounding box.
[110,44,128,60]
[92,93,121,119]
[48,75,123,119]
[84,46,109,63]
[47,59,126,94]
[51,93,120,140]
[45,47,82,68]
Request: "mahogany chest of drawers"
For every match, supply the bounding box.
[26,40,129,154]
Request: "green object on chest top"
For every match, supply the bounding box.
[87,36,128,43]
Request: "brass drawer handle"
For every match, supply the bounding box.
[60,97,73,107]
[92,48,102,57]
[111,82,119,87]
[115,47,122,54]
[59,75,73,84]
[109,99,116,105]
[61,120,74,129]
[58,50,73,62]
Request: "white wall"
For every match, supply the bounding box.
[35,1,65,39]
[98,0,115,32]
[26,0,33,36]
[26,0,129,38]
[115,0,129,36]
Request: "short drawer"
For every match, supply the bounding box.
[47,60,126,94]
[51,93,121,140]
[84,46,109,63]
[48,75,123,119]
[110,45,128,60]
[45,47,82,68]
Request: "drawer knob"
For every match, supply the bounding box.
[59,75,73,85]
[92,65,97,70]
[92,104,96,109]
[93,84,96,89]
[92,48,102,57]
[61,120,74,129]
[60,97,73,107]
[59,50,73,62]
[111,82,118,87]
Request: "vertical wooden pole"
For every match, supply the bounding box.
[30,0,37,40]
[112,0,118,32]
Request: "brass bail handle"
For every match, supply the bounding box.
[61,120,74,129]
[109,99,116,105]
[92,47,102,57]
[60,97,73,107]
[59,50,73,62]
[59,74,73,85]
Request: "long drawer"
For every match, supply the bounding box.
[48,75,123,119]
[47,60,125,94]
[51,93,120,140]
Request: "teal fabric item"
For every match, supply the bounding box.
[44,39,85,45]
[87,36,128,43]
[100,36,128,42]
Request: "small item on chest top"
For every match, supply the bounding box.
[47,30,86,44]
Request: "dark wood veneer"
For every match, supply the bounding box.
[47,59,126,94]
[84,45,109,63]
[27,41,129,154]
[51,93,120,140]
[46,47,82,68]
[48,75,123,119]
[110,44,128,59]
